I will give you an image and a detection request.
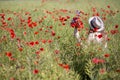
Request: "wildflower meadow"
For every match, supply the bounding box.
[0,0,120,80]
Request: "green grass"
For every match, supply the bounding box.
[0,0,120,80]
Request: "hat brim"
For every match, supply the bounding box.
[88,16,104,30]
[89,17,96,29]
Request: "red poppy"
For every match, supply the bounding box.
[107,37,110,41]
[63,64,69,69]
[35,41,39,45]
[23,31,27,36]
[98,59,105,63]
[110,30,119,34]
[104,53,110,58]
[76,43,81,47]
[6,52,12,57]
[107,5,110,8]
[100,68,106,74]
[7,17,12,21]
[92,58,99,64]
[44,16,47,18]
[59,16,65,22]
[115,25,119,28]
[63,64,70,71]
[29,41,34,46]
[28,23,33,28]
[0,13,5,20]
[95,12,100,16]
[18,47,23,52]
[54,50,60,54]
[62,22,65,25]
[39,28,43,31]
[27,17,32,23]
[41,39,47,44]
[48,39,52,43]
[58,63,70,71]
[32,22,37,27]
[25,12,30,15]
[9,57,16,61]
[49,26,53,29]
[66,16,70,19]
[9,29,16,39]
[102,17,106,20]
[34,31,39,35]
[35,51,40,55]
[92,58,105,64]
[58,63,63,67]
[70,22,76,28]
[45,30,49,33]
[10,32,16,39]
[33,69,39,74]
[2,21,8,27]
[51,30,56,36]
[97,34,103,38]
[40,48,44,51]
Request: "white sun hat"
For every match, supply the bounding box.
[88,16,104,32]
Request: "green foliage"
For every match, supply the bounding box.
[0,0,120,80]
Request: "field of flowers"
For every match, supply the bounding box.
[0,0,120,80]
